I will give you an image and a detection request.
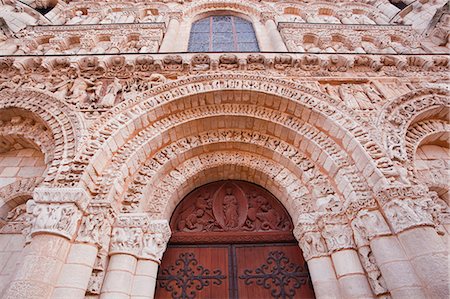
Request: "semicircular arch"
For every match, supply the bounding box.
[0,88,84,185]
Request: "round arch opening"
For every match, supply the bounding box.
[155,180,316,299]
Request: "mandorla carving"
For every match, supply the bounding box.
[26,200,82,240]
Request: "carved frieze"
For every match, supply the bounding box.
[279,23,422,54]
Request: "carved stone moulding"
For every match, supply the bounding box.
[33,187,90,212]
[169,180,294,244]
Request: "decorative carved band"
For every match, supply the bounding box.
[33,187,90,212]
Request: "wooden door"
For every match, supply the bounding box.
[155,243,314,299]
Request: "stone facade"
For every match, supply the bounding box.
[0,0,449,298]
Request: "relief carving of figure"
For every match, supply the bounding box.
[100,78,123,107]
[177,192,216,232]
[223,188,239,229]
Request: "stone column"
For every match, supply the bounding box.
[51,204,115,299]
[262,14,288,52]
[351,209,426,298]
[2,188,87,299]
[294,215,341,299]
[131,220,171,299]
[376,185,449,298]
[159,13,182,52]
[320,215,374,299]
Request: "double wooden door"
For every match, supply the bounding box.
[155,243,315,299]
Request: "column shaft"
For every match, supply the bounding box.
[265,19,288,52]
[3,234,71,299]
[100,254,137,299]
[307,256,341,299]
[131,259,159,299]
[51,243,99,299]
[370,235,426,298]
[159,19,180,52]
[331,249,374,299]
[397,227,449,298]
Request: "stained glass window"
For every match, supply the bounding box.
[188,16,260,52]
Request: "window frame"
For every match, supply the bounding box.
[188,15,260,52]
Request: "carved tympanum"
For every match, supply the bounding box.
[170,181,293,243]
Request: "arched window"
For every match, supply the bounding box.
[188,15,259,52]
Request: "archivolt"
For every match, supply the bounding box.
[0,88,84,185]
[120,135,345,214]
[0,115,54,163]
[405,119,450,163]
[377,87,449,162]
[85,109,373,216]
[182,0,265,21]
[77,74,390,194]
[143,150,309,220]
[0,177,42,222]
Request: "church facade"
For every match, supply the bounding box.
[0,0,449,298]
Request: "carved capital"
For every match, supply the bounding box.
[110,226,143,256]
[351,210,391,246]
[26,200,82,240]
[76,205,115,248]
[109,215,145,256]
[374,184,428,206]
[321,222,356,253]
[167,11,183,22]
[298,231,328,261]
[140,220,171,262]
[260,12,276,24]
[33,187,90,212]
[384,198,434,233]
[293,212,319,241]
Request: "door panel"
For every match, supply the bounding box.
[234,244,315,299]
[155,246,230,299]
[156,244,315,299]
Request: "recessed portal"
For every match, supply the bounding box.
[155,180,315,299]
